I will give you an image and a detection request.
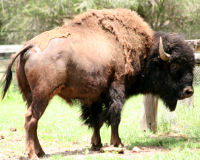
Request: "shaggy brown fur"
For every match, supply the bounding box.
[71,8,154,76]
[27,26,70,51]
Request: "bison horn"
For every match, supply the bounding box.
[159,37,170,61]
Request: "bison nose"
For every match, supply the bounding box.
[183,86,194,98]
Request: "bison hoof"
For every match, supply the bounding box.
[37,150,45,157]
[110,139,124,147]
[28,150,45,159]
[112,143,124,148]
[110,141,124,147]
[91,143,102,151]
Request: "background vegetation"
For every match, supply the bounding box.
[0,0,200,44]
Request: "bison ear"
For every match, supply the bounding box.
[159,37,171,61]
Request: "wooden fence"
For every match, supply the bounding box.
[0,41,200,71]
[0,45,22,73]
[0,45,22,54]
[0,40,200,133]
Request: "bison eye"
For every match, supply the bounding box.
[170,63,183,79]
[170,63,180,74]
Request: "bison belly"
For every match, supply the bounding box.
[58,66,111,105]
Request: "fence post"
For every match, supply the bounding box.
[141,94,158,132]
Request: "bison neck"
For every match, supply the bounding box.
[125,73,150,96]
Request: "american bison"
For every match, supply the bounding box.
[2,9,194,158]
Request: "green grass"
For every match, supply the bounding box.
[0,85,200,159]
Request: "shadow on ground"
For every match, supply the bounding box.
[18,135,200,159]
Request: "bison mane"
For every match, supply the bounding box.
[71,8,154,77]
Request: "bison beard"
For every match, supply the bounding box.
[1,9,194,158]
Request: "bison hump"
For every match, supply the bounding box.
[27,26,70,51]
[72,8,154,76]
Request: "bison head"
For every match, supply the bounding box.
[143,32,195,111]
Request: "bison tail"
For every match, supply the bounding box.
[1,44,33,99]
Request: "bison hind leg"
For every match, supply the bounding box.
[81,101,105,150]
[24,96,49,158]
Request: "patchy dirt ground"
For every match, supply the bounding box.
[0,129,171,160]
[40,145,169,160]
[8,145,169,160]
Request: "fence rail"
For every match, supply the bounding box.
[0,40,200,73]
[187,39,200,52]
[0,42,200,57]
[0,45,22,54]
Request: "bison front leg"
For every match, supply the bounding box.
[81,102,104,151]
[107,81,125,147]
[24,98,49,159]
[91,122,104,150]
